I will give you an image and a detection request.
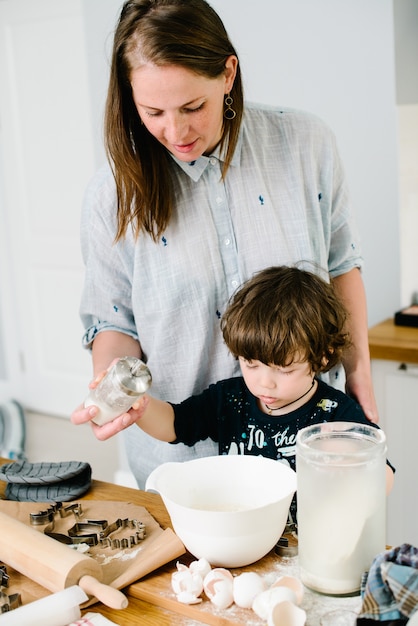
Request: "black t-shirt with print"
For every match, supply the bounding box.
[170,377,390,522]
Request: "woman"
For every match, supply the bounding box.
[72,0,378,488]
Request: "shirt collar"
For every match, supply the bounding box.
[168,131,242,182]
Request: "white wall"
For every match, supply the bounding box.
[83,0,401,327]
[393,0,418,306]
[398,106,418,307]
[394,0,418,105]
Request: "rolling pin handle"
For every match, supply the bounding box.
[78,575,128,610]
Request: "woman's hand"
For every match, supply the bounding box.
[71,396,150,441]
[345,370,379,424]
[70,331,147,439]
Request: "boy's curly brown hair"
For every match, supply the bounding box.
[221,265,351,373]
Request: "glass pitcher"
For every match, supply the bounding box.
[296,421,387,595]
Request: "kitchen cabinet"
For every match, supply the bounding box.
[369,319,418,547]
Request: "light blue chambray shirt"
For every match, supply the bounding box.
[80,103,363,487]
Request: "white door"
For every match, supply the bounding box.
[0,0,95,416]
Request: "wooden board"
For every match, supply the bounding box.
[0,500,185,609]
[127,549,363,626]
[0,473,364,625]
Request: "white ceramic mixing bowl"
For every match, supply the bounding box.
[145,455,297,567]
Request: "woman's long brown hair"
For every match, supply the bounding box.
[105,0,244,242]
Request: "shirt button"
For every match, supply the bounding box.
[209,157,217,166]
[231,280,239,288]
[224,238,231,246]
[216,196,223,204]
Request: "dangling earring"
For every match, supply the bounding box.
[224,94,236,120]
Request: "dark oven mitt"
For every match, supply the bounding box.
[0,460,92,501]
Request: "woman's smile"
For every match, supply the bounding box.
[173,139,199,154]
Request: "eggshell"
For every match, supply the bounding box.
[233,572,267,608]
[252,587,297,620]
[189,558,212,580]
[267,600,306,626]
[171,562,204,604]
[203,567,234,609]
[271,575,304,605]
[175,591,203,605]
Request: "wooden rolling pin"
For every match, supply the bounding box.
[0,510,127,609]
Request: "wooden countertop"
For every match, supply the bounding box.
[77,477,195,624]
[0,462,362,625]
[0,463,190,625]
[368,317,418,364]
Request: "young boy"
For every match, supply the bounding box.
[133,265,394,507]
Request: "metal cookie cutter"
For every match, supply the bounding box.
[30,503,86,545]
[0,563,9,588]
[30,503,60,526]
[0,591,21,614]
[30,504,146,550]
[30,502,83,526]
[275,521,298,557]
[66,519,109,547]
[99,518,146,549]
[58,502,83,518]
[0,564,21,614]
[67,517,146,550]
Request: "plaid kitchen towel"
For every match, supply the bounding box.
[357,543,418,624]
[0,460,92,501]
